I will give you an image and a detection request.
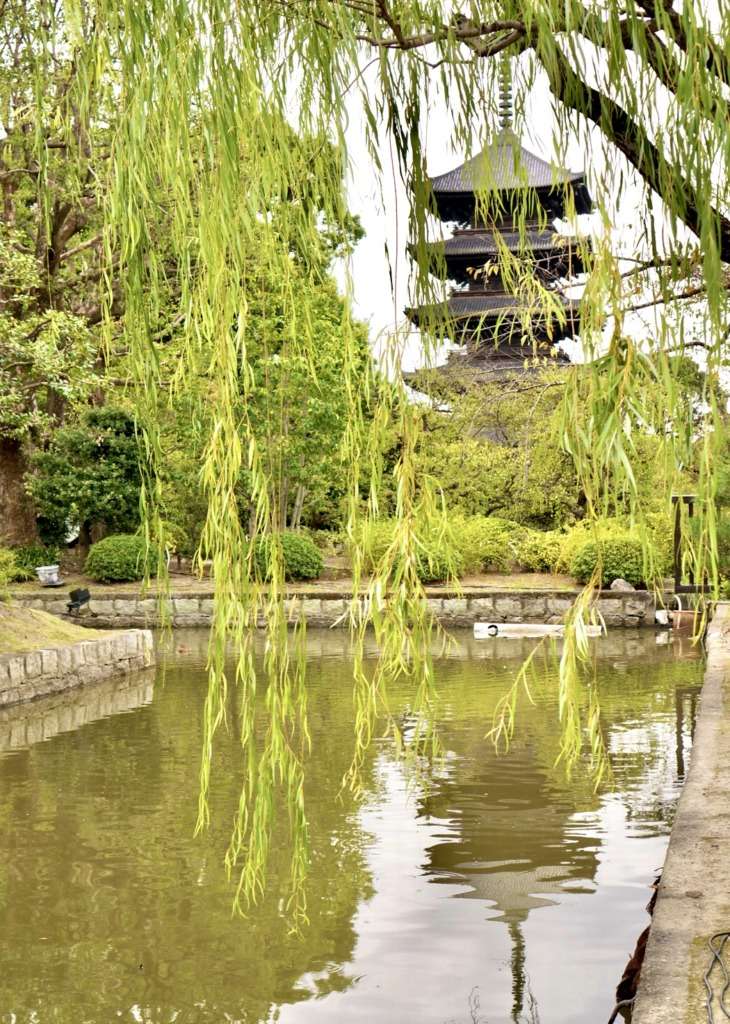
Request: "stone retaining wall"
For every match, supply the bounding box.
[631,602,730,1024]
[0,630,155,709]
[13,588,656,629]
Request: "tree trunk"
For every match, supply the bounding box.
[0,437,38,545]
[290,484,307,530]
[278,477,290,531]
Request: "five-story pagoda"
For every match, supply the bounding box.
[406,69,593,384]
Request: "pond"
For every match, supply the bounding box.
[0,629,704,1024]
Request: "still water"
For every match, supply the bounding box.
[0,629,704,1024]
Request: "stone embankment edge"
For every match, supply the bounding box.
[632,602,730,1024]
[0,630,155,709]
[12,588,657,629]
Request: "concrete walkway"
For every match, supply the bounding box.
[632,603,730,1024]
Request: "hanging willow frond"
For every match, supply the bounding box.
[3,0,729,917]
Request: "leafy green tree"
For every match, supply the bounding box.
[0,231,100,543]
[26,409,142,547]
[241,277,371,531]
[0,6,119,543]
[412,371,582,527]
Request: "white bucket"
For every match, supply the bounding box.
[35,564,60,586]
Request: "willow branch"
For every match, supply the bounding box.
[539,44,730,262]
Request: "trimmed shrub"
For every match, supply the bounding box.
[555,518,631,574]
[352,519,463,584]
[414,543,463,584]
[453,515,526,574]
[85,534,158,583]
[254,531,324,581]
[516,530,563,573]
[7,543,60,582]
[354,515,525,580]
[571,537,645,587]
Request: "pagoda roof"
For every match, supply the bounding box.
[430,129,585,195]
[408,290,580,321]
[427,228,576,257]
[406,291,581,344]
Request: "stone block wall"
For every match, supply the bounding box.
[14,589,657,630]
[0,630,154,708]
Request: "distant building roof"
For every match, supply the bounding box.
[430,228,575,257]
[430,129,585,194]
[406,292,581,345]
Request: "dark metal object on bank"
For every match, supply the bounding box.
[705,931,730,1022]
[672,494,711,595]
[67,588,91,614]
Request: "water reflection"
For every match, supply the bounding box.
[0,669,155,754]
[0,629,704,1024]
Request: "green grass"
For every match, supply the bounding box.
[0,605,110,655]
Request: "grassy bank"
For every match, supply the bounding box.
[0,606,107,655]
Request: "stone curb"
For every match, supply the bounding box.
[631,602,730,1024]
[11,590,657,630]
[0,629,155,708]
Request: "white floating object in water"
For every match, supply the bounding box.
[655,609,670,626]
[473,622,603,640]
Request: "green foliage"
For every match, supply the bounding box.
[254,532,323,582]
[414,375,580,529]
[515,530,564,573]
[713,426,730,577]
[0,548,16,596]
[571,537,646,587]
[357,514,528,580]
[554,518,630,574]
[84,534,158,583]
[301,528,343,555]
[355,517,463,583]
[451,515,525,574]
[0,233,99,444]
[26,408,142,541]
[8,544,60,582]
[8,0,726,922]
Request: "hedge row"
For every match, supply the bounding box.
[3,519,664,589]
[353,514,668,586]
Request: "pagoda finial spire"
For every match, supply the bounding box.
[498,54,513,132]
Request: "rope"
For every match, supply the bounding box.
[705,932,730,1022]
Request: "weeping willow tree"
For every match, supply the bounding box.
[3,0,729,919]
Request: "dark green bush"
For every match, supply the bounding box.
[254,531,324,581]
[85,534,158,582]
[9,543,60,581]
[571,537,645,586]
[27,408,142,542]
